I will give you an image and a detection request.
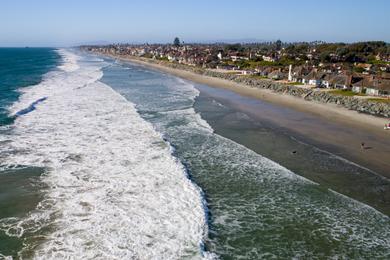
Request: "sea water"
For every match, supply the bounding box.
[0,48,59,258]
[101,57,390,259]
[0,49,389,259]
[0,50,209,259]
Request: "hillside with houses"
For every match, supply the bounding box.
[84,40,390,98]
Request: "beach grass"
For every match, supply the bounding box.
[367,98,390,103]
[247,75,269,79]
[329,90,365,96]
[285,82,304,85]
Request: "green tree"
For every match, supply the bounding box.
[353,66,365,73]
[336,47,349,57]
[224,44,242,52]
[173,37,181,47]
[320,51,331,62]
[275,39,282,51]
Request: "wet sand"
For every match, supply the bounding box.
[111,55,390,179]
[93,53,390,214]
[197,84,390,177]
[194,84,390,215]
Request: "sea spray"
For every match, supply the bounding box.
[0,50,210,259]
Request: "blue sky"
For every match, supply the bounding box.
[1,0,389,46]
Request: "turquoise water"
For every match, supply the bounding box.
[0,48,59,257]
[0,48,59,126]
[0,50,209,259]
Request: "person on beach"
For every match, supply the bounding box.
[361,142,365,150]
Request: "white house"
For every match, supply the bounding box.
[167,55,178,62]
[308,79,321,86]
[231,55,249,62]
[365,87,379,96]
[262,55,275,62]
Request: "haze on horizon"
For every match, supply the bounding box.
[1,0,389,47]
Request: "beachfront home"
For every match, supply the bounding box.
[303,70,316,85]
[351,79,365,93]
[267,70,285,80]
[365,78,390,96]
[350,75,371,93]
[321,74,333,88]
[258,67,273,77]
[167,54,178,62]
[289,66,309,83]
[241,70,256,75]
[329,73,352,90]
[365,88,378,96]
[304,70,329,87]
[350,75,390,96]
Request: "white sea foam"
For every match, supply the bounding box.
[56,49,80,72]
[0,50,211,259]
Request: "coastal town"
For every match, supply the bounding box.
[84,39,390,98]
[3,0,390,258]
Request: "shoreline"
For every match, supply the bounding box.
[194,87,390,215]
[106,54,389,131]
[99,53,390,179]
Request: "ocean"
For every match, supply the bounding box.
[0,48,60,258]
[0,49,389,259]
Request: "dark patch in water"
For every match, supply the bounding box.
[0,166,45,257]
[15,97,47,116]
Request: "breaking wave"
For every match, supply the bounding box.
[0,49,212,259]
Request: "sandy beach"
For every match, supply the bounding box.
[116,56,388,128]
[104,54,390,179]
